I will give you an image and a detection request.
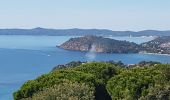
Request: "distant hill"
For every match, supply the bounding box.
[141,36,170,54]
[60,36,170,54]
[0,27,170,36]
[59,36,140,53]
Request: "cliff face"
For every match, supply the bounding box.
[59,36,140,53]
[141,36,170,54]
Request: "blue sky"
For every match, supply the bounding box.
[0,0,170,31]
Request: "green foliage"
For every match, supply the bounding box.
[14,61,170,100]
[74,62,120,84]
[139,84,170,100]
[106,64,170,100]
[22,80,94,100]
[54,62,121,85]
[14,62,120,100]
[154,64,170,81]
[73,62,120,100]
[13,70,95,100]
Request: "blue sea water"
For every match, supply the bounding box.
[0,35,169,100]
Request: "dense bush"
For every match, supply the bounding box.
[106,64,170,100]
[14,62,120,100]
[22,80,94,100]
[14,61,170,100]
[74,62,120,100]
[74,62,121,84]
[139,85,170,100]
[13,70,95,100]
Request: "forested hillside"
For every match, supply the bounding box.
[14,61,170,100]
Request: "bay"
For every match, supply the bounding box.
[0,35,169,100]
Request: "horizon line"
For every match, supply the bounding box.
[0,27,170,32]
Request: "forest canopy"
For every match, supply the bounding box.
[14,61,170,100]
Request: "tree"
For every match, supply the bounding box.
[106,65,169,100]
[13,70,95,100]
[22,80,94,100]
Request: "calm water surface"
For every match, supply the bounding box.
[0,35,169,100]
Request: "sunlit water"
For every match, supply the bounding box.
[0,35,169,100]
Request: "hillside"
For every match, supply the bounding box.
[0,28,170,36]
[59,36,140,53]
[14,61,170,100]
[141,36,170,54]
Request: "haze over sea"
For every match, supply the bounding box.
[0,35,170,100]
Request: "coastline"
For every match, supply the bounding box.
[57,45,170,56]
[139,52,170,56]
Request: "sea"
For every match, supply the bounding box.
[0,35,170,100]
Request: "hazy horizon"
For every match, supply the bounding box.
[0,0,170,31]
[0,27,170,32]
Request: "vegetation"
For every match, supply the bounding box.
[139,85,170,100]
[128,61,161,68]
[52,61,84,71]
[14,62,120,100]
[137,61,161,67]
[14,61,170,100]
[74,62,121,83]
[106,64,170,100]
[13,70,95,100]
[22,80,94,100]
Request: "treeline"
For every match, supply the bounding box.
[13,61,170,100]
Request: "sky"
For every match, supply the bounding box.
[0,0,170,31]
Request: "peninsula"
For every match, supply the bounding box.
[59,36,140,53]
[141,36,170,54]
[59,36,170,54]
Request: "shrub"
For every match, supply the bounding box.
[74,62,121,84]
[14,62,121,100]
[14,62,170,100]
[13,70,95,100]
[139,85,170,100]
[74,62,121,100]
[22,80,94,100]
[106,65,169,100]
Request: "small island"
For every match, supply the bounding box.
[59,35,140,53]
